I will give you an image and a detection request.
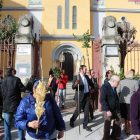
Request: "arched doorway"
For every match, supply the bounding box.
[51,43,83,80]
[62,52,73,81]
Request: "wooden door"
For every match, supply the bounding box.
[62,52,73,81]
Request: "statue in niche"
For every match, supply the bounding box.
[101,16,120,45]
[15,14,34,43]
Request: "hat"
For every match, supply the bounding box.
[33,79,41,88]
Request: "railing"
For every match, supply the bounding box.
[0,37,16,77]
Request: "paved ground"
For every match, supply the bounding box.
[0,82,137,140]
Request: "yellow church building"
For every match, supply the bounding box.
[1,0,140,80]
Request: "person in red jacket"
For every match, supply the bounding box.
[56,70,68,109]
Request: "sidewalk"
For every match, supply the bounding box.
[0,85,137,140]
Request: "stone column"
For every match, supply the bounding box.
[52,60,55,69]
[15,15,34,84]
[101,16,120,85]
[55,60,59,68]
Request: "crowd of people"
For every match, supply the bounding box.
[100,69,140,140]
[0,66,67,140]
[0,65,140,140]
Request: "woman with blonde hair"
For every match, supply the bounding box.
[117,71,139,135]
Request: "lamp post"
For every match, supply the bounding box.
[59,51,65,71]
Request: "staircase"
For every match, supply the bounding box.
[65,82,76,109]
[66,82,75,94]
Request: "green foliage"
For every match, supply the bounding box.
[133,73,139,80]
[53,67,62,79]
[110,65,139,80]
[110,65,125,80]
[0,15,18,41]
[73,30,91,48]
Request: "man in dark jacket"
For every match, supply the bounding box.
[100,75,121,140]
[0,66,26,140]
[70,65,93,132]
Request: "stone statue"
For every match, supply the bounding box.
[15,14,34,43]
[117,16,136,45]
[101,16,120,45]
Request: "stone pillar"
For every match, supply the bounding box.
[15,14,34,84]
[52,60,55,69]
[101,16,120,85]
[55,60,59,68]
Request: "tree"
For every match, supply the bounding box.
[0,14,18,42]
[0,14,18,66]
[117,20,137,68]
[73,30,92,74]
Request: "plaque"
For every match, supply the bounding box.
[105,45,119,57]
[19,67,27,74]
[15,63,31,77]
[17,45,31,55]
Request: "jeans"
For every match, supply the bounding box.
[57,89,66,107]
[4,113,26,140]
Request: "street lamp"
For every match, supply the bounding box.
[59,51,65,70]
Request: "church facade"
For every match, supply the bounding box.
[1,0,140,79]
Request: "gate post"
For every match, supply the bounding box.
[101,16,120,84]
[15,15,34,84]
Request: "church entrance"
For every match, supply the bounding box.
[51,43,83,81]
[61,52,73,81]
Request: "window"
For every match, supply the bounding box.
[72,6,77,29]
[65,0,69,29]
[57,6,62,29]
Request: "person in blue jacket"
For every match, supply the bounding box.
[15,80,65,140]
